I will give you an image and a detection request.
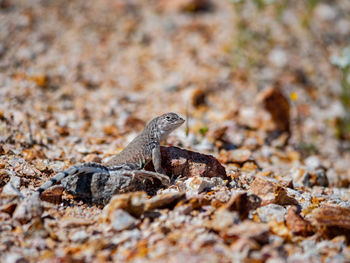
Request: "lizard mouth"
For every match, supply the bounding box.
[177,117,185,125]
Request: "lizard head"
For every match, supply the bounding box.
[156,112,185,140]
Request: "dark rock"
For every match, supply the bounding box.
[152,146,227,180]
[62,170,169,205]
[39,185,64,204]
[301,169,329,187]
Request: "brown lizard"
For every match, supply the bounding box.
[36,113,185,201]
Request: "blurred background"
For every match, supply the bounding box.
[1,0,350,185]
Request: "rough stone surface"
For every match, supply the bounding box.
[286,206,313,237]
[62,170,167,205]
[257,204,286,223]
[110,209,138,232]
[2,176,21,196]
[156,146,227,180]
[249,175,298,206]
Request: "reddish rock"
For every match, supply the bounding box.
[152,146,227,180]
[310,205,350,241]
[39,185,64,204]
[258,86,290,134]
[191,88,208,108]
[0,202,17,215]
[274,186,298,206]
[249,175,297,206]
[286,206,313,236]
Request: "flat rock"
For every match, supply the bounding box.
[155,146,227,180]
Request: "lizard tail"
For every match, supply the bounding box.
[37,163,109,194]
[37,168,76,194]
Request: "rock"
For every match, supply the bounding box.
[301,170,329,187]
[3,253,28,263]
[305,156,322,170]
[224,221,270,244]
[210,191,255,231]
[309,205,350,241]
[145,192,185,211]
[257,204,286,223]
[153,146,227,180]
[101,192,147,222]
[286,206,313,237]
[39,185,64,204]
[159,0,212,13]
[257,86,290,138]
[191,88,208,108]
[70,230,89,243]
[0,144,4,155]
[62,170,168,205]
[221,191,254,221]
[0,202,17,215]
[111,229,142,246]
[210,209,240,232]
[13,194,42,224]
[249,175,298,206]
[59,217,94,228]
[110,209,138,232]
[218,149,252,165]
[274,186,298,206]
[182,176,226,198]
[2,175,21,196]
[248,175,278,204]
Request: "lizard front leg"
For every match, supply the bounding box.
[152,145,165,174]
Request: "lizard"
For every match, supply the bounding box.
[35,112,185,203]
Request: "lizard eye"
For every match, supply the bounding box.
[165,116,171,121]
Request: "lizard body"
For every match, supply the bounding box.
[36,113,184,196]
